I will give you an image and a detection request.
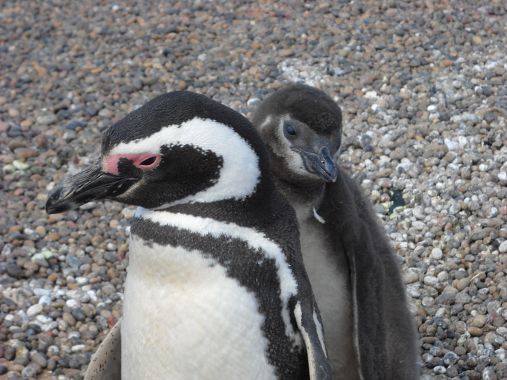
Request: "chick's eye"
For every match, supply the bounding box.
[284,123,297,136]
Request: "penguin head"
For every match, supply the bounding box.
[46,91,268,213]
[252,84,342,186]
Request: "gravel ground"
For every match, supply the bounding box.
[1,1,506,379]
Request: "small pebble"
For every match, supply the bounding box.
[468,326,483,337]
[26,304,43,317]
[443,351,459,365]
[430,248,443,260]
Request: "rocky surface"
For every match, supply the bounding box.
[1,0,506,378]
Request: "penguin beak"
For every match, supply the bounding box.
[300,146,338,183]
[46,163,138,214]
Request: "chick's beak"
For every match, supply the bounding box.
[46,162,137,214]
[301,146,338,183]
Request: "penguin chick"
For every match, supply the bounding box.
[47,91,332,380]
[252,84,419,380]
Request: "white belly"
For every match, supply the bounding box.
[298,214,359,380]
[122,236,277,380]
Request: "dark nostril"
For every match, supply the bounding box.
[140,157,157,166]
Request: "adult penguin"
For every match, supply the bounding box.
[47,91,332,380]
[251,84,419,380]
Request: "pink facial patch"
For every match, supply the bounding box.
[102,153,161,175]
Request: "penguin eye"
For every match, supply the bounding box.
[140,157,157,166]
[132,154,162,171]
[284,122,297,137]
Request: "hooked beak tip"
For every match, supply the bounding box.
[321,166,338,183]
[45,187,72,214]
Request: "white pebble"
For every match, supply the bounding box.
[444,138,459,151]
[424,276,438,286]
[406,285,420,298]
[437,271,448,282]
[42,321,58,332]
[412,207,425,220]
[404,269,419,284]
[431,248,443,260]
[79,201,97,210]
[488,207,498,218]
[364,90,378,99]
[71,344,86,352]
[122,208,135,219]
[76,277,89,285]
[36,315,52,324]
[33,288,51,297]
[497,327,507,338]
[499,241,507,253]
[27,304,43,317]
[66,299,80,309]
[435,308,447,317]
[87,290,98,302]
[48,345,60,356]
[412,221,425,230]
[422,296,435,306]
[247,97,260,107]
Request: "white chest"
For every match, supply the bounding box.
[121,236,277,380]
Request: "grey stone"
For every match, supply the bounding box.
[26,304,43,317]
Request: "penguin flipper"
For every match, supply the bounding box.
[294,301,332,380]
[319,169,419,379]
[84,320,121,380]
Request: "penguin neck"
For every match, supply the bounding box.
[274,177,325,220]
[149,174,280,230]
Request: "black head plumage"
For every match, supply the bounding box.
[47,91,273,213]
